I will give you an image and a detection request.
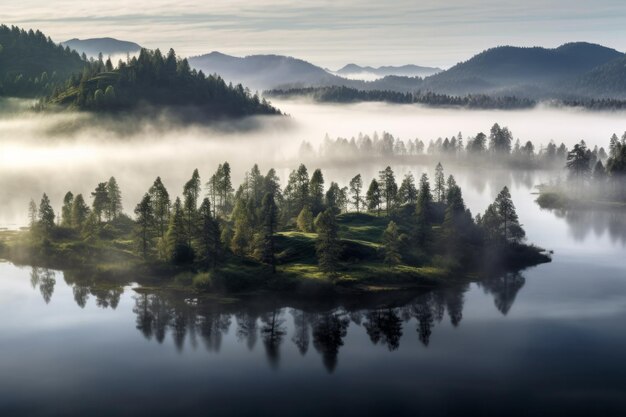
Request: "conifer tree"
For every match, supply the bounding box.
[91,182,109,222]
[494,186,525,244]
[378,166,398,215]
[38,193,55,235]
[183,169,201,245]
[315,209,341,279]
[106,177,122,220]
[415,174,433,246]
[149,177,170,238]
[366,179,382,216]
[296,206,314,232]
[28,199,38,229]
[71,194,90,228]
[434,163,445,202]
[61,191,74,227]
[309,169,325,215]
[197,198,221,269]
[165,197,193,264]
[398,173,417,205]
[259,193,278,273]
[349,174,363,212]
[382,221,401,266]
[134,193,155,258]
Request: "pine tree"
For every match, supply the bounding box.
[134,193,155,258]
[106,177,122,220]
[382,221,401,266]
[71,194,90,228]
[91,182,109,222]
[183,169,201,245]
[378,166,398,215]
[28,199,38,229]
[366,179,382,216]
[434,162,445,202]
[309,168,325,215]
[494,186,525,244]
[165,197,193,264]
[38,193,55,235]
[260,193,278,273]
[296,206,314,232]
[149,177,170,238]
[398,173,417,205]
[197,198,221,269]
[61,191,74,227]
[349,174,363,212]
[315,209,341,279]
[415,174,433,246]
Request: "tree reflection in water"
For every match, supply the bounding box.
[26,265,527,372]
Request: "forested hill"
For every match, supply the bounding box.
[423,42,623,95]
[0,25,86,97]
[46,48,281,118]
[570,55,626,99]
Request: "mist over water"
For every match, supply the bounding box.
[1,98,625,228]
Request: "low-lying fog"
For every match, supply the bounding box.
[1,97,625,228]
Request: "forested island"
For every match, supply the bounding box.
[536,133,626,209]
[0,163,550,295]
[299,123,601,170]
[266,86,626,111]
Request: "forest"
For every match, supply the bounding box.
[266,86,626,110]
[537,133,626,207]
[299,123,596,170]
[44,48,280,117]
[1,162,550,294]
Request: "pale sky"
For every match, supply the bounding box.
[2,0,625,69]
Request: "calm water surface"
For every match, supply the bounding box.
[1,168,625,417]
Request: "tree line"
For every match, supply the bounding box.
[27,161,533,281]
[300,123,582,169]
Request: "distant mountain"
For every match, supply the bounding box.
[61,37,141,58]
[423,42,624,96]
[189,52,344,91]
[0,25,85,97]
[569,55,626,99]
[336,63,441,79]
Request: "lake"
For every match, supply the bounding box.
[1,102,625,416]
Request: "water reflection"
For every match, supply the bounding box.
[546,207,626,245]
[24,265,526,372]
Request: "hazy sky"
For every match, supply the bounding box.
[3,0,626,68]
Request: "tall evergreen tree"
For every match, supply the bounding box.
[494,186,525,244]
[91,182,109,222]
[183,169,201,245]
[366,179,382,216]
[106,176,122,220]
[61,191,74,227]
[566,141,591,184]
[315,209,341,279]
[259,193,278,273]
[349,174,363,212]
[378,166,398,215]
[197,198,221,269]
[434,163,445,202]
[309,168,325,215]
[134,193,155,259]
[414,174,433,246]
[38,193,55,235]
[382,221,401,266]
[28,199,38,228]
[71,194,90,228]
[398,173,418,205]
[165,197,193,264]
[149,177,170,238]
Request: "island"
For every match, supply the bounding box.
[0,162,551,296]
